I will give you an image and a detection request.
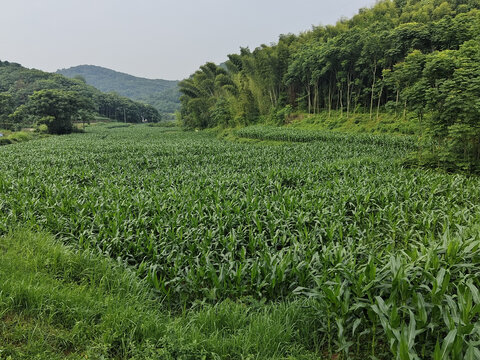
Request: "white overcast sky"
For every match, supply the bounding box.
[0,0,376,80]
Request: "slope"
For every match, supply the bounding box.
[0,230,319,359]
[0,60,161,131]
[57,65,180,116]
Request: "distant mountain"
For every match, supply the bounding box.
[57,65,180,117]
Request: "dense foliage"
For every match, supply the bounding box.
[0,61,161,134]
[58,65,180,118]
[1,125,479,358]
[179,0,480,171]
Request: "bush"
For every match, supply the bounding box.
[0,137,12,146]
[7,131,33,143]
[36,124,48,133]
[268,105,293,125]
[72,125,86,133]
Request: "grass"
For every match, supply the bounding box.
[216,127,290,145]
[0,130,36,146]
[233,124,417,148]
[285,110,421,136]
[0,230,323,359]
[147,121,179,128]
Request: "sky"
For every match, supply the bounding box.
[0,0,376,81]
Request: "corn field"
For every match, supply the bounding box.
[0,123,479,359]
[234,125,418,148]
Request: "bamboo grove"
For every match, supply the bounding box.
[179,0,480,172]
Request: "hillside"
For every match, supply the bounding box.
[57,65,180,116]
[0,60,161,133]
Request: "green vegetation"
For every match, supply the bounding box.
[1,124,480,358]
[0,130,36,145]
[234,125,417,148]
[179,0,480,172]
[2,1,480,358]
[138,86,181,117]
[57,65,180,119]
[0,230,320,359]
[12,89,89,134]
[0,61,161,135]
[282,110,421,136]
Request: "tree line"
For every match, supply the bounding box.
[0,62,161,134]
[179,0,480,172]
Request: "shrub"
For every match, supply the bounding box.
[36,124,48,133]
[0,137,12,146]
[7,131,33,143]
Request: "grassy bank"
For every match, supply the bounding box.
[0,130,37,146]
[215,110,420,145]
[0,230,321,359]
[282,111,421,136]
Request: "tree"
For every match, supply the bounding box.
[0,93,14,128]
[23,89,86,134]
[73,75,87,83]
[387,50,427,120]
[179,62,229,128]
[423,40,480,170]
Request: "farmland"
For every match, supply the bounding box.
[1,124,480,359]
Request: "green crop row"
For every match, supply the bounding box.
[0,123,479,358]
[234,125,418,149]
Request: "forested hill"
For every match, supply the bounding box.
[0,61,161,134]
[180,0,480,172]
[57,65,180,116]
